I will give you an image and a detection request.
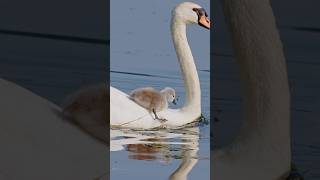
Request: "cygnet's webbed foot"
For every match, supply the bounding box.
[156,117,168,123]
[152,109,168,123]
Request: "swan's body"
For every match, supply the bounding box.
[212,0,291,179]
[0,79,107,179]
[110,2,210,129]
[111,86,200,129]
[130,87,176,121]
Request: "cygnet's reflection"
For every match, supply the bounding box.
[110,127,200,180]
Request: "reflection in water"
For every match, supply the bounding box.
[110,127,200,180]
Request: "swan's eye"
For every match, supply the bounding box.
[192,8,199,15]
[192,8,207,18]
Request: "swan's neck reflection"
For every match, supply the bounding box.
[110,127,200,180]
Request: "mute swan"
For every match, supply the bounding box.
[212,0,292,179]
[130,87,177,122]
[110,2,210,129]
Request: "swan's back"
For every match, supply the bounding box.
[110,86,159,128]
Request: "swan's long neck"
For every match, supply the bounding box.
[171,17,201,112]
[220,0,290,171]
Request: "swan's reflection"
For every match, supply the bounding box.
[110,127,200,180]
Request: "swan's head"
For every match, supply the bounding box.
[172,2,210,29]
[161,87,177,105]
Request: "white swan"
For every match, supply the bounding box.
[212,0,291,179]
[110,2,210,129]
[0,79,107,179]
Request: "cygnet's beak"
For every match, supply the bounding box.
[172,99,177,105]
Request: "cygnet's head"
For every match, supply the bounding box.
[161,87,177,105]
[172,2,210,29]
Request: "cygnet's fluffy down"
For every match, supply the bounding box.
[129,87,176,122]
[62,83,108,144]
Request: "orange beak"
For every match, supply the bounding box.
[199,15,211,29]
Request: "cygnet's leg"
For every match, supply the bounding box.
[152,109,167,122]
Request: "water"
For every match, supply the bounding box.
[110,0,210,179]
[0,0,107,104]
